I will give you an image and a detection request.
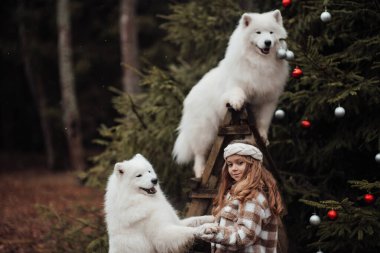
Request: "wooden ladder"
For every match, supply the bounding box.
[185,103,281,217]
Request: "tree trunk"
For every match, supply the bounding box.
[120,0,140,94]
[57,0,85,171]
[18,0,56,170]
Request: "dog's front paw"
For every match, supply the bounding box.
[228,97,245,111]
[194,223,218,239]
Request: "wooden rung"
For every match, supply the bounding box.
[190,189,217,199]
[218,125,252,135]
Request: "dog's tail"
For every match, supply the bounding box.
[172,131,193,164]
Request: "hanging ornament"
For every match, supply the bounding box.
[274,109,285,119]
[320,9,332,22]
[375,153,380,163]
[364,193,375,204]
[309,213,321,226]
[277,48,287,59]
[285,50,295,60]
[334,106,345,118]
[316,250,324,253]
[291,66,303,78]
[301,120,311,128]
[282,0,292,8]
[327,209,338,220]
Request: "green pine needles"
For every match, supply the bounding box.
[82,0,380,252]
[300,180,380,252]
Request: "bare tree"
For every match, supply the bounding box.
[120,0,140,93]
[18,0,56,170]
[57,0,85,171]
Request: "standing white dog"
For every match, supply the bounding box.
[105,154,214,253]
[173,10,289,178]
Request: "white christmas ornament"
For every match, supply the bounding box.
[320,10,332,22]
[309,214,321,226]
[316,250,323,253]
[285,50,295,60]
[375,153,380,163]
[277,48,287,59]
[274,109,285,119]
[334,106,345,118]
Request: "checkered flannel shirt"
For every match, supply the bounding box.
[206,192,278,253]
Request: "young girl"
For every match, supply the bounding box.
[196,139,286,253]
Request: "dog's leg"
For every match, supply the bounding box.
[109,234,154,253]
[222,87,246,111]
[180,215,215,227]
[153,225,197,253]
[193,154,205,178]
[251,101,277,144]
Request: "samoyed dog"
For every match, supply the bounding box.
[173,10,289,178]
[105,154,214,253]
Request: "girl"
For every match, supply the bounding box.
[196,139,286,253]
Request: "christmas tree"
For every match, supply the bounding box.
[85,0,380,252]
[270,0,380,252]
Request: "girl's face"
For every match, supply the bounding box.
[226,155,247,182]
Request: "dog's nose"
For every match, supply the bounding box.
[264,40,271,47]
[151,178,158,185]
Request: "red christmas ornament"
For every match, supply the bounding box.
[327,209,338,220]
[282,0,292,8]
[301,120,311,128]
[364,193,375,204]
[292,66,303,78]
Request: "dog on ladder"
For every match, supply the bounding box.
[172,10,289,179]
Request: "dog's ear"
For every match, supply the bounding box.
[114,162,125,176]
[241,13,252,28]
[272,10,283,25]
[134,153,145,160]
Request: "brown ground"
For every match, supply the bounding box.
[0,153,104,253]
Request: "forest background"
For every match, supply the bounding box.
[1,0,379,253]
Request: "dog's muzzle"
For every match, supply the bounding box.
[140,186,157,194]
[257,45,270,55]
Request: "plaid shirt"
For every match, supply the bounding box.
[206,192,278,253]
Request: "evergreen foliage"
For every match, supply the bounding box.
[85,0,246,203]
[269,0,380,252]
[299,180,380,252]
[84,0,380,252]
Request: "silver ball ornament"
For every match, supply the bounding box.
[309,214,321,226]
[277,48,287,59]
[334,106,345,118]
[285,50,294,60]
[316,250,324,253]
[375,153,380,163]
[320,11,332,22]
[274,109,285,119]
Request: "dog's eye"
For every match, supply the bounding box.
[136,174,142,177]
[270,31,273,34]
[148,171,151,173]
[256,31,261,34]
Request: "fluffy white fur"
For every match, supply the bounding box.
[173,10,289,178]
[105,154,214,253]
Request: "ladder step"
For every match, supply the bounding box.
[218,125,252,135]
[190,189,217,199]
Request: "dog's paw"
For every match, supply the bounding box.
[194,223,218,239]
[228,97,245,111]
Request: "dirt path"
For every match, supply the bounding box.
[0,168,104,253]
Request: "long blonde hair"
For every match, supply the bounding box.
[212,140,285,217]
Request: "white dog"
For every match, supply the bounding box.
[104,154,214,253]
[173,10,289,178]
